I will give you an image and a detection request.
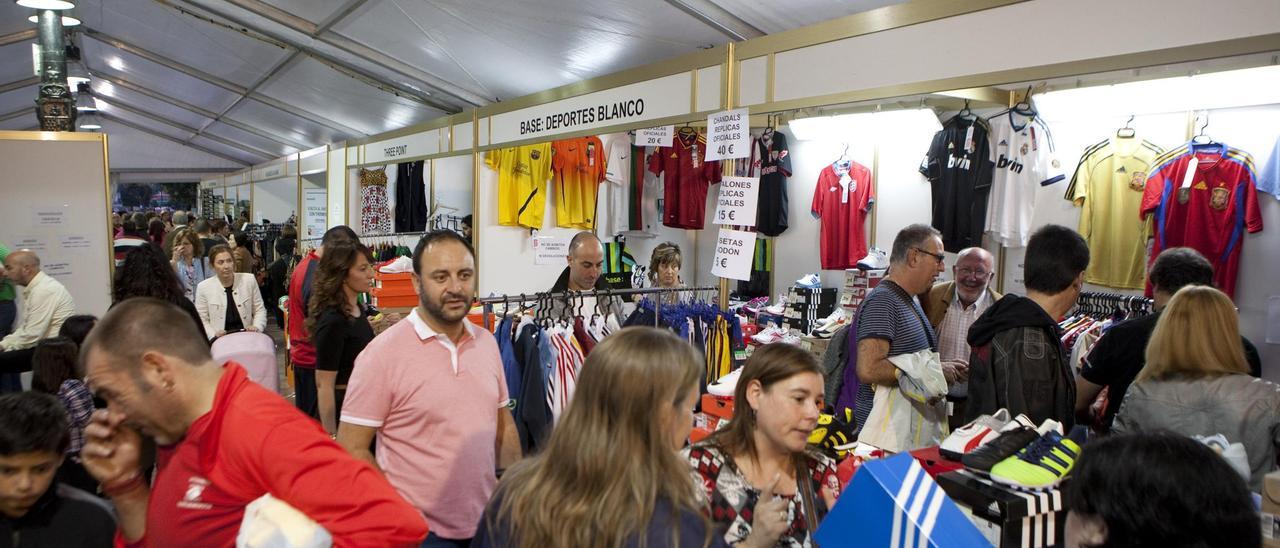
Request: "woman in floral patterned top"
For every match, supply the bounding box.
[685,343,841,547]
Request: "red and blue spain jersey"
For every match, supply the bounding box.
[1140,142,1262,298]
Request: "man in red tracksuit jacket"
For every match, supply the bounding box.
[288,225,358,418]
[79,298,428,547]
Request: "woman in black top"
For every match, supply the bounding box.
[306,241,375,435]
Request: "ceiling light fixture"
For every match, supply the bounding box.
[27,14,79,26]
[16,0,76,9]
[78,109,101,131]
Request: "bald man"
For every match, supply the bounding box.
[548,232,621,319]
[0,250,74,353]
[920,247,1000,427]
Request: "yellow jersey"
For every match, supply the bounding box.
[1065,137,1163,289]
[486,143,553,229]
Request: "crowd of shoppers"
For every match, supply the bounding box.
[0,210,1272,547]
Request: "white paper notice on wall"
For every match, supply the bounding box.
[59,235,91,249]
[1267,296,1280,344]
[705,108,750,161]
[711,228,757,281]
[533,235,570,266]
[635,126,673,147]
[31,205,66,227]
[713,176,760,227]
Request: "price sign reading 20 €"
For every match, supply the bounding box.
[635,126,673,147]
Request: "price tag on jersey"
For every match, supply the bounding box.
[712,176,760,228]
[710,228,756,281]
[635,126,673,147]
[706,108,750,161]
[1180,156,1199,189]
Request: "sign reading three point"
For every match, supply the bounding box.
[712,176,760,227]
[710,228,757,281]
[705,108,751,161]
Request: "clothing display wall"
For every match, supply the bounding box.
[477,133,693,296]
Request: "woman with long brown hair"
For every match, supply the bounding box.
[1113,285,1280,491]
[686,343,840,547]
[306,241,375,435]
[473,327,726,548]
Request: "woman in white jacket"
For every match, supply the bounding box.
[196,244,267,339]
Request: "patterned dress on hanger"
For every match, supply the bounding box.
[360,167,392,235]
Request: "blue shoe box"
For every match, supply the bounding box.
[815,453,990,547]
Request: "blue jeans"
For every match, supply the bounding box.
[293,366,318,418]
[420,533,469,547]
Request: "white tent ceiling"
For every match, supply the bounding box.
[0,0,903,178]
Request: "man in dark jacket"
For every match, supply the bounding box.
[547,232,622,319]
[965,224,1088,429]
[0,392,116,548]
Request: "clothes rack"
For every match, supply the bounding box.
[479,285,720,330]
[1074,291,1153,320]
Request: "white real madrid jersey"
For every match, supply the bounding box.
[984,112,1064,247]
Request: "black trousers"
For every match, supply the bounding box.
[294,366,318,418]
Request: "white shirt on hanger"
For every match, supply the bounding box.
[985,112,1064,247]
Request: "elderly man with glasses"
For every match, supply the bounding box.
[920,247,1000,429]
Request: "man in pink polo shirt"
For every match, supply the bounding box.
[338,230,521,547]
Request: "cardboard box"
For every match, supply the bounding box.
[815,453,989,547]
[936,471,1068,548]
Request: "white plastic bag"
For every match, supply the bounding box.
[236,493,332,548]
[855,349,949,453]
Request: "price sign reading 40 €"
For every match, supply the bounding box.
[705,108,751,161]
[713,176,759,227]
[635,125,673,147]
[711,228,757,281]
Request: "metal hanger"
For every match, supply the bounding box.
[1012,85,1037,116]
[1116,115,1136,139]
[1191,112,1215,145]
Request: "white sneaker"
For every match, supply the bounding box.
[940,409,1011,460]
[815,308,848,329]
[764,295,788,315]
[1036,418,1064,436]
[751,325,786,345]
[780,333,802,345]
[708,368,742,397]
[795,274,822,289]
[856,247,889,270]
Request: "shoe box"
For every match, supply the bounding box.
[816,453,991,547]
[935,471,1068,548]
[690,394,734,443]
[1264,470,1280,547]
[788,287,839,307]
[784,288,837,334]
[756,312,784,328]
[841,269,886,315]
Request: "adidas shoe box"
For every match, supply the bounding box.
[784,288,837,334]
[935,471,1068,548]
[815,453,990,547]
[788,287,838,307]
